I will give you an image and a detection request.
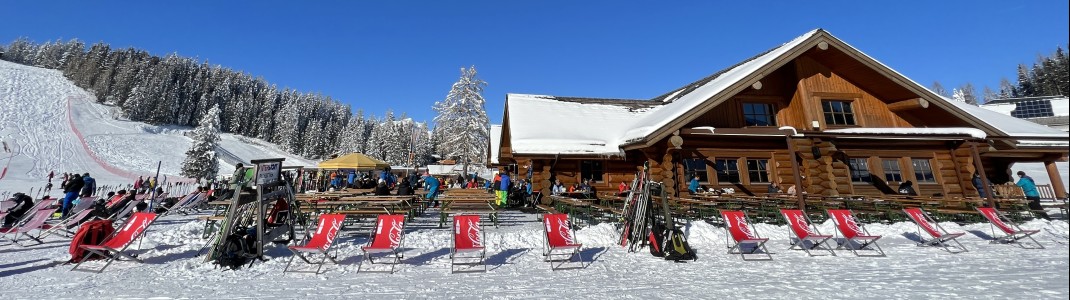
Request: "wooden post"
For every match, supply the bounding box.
[948,144,966,196]
[969,143,995,207]
[786,135,805,211]
[1045,160,1067,199]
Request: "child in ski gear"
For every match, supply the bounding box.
[688,176,700,194]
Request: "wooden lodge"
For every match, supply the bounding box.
[491,29,1069,210]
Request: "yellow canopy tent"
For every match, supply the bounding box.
[317,153,390,170]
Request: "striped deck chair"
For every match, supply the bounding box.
[285,214,346,274]
[359,214,407,274]
[37,197,99,239]
[159,192,200,216]
[178,191,212,215]
[976,207,1043,249]
[780,209,835,256]
[2,207,56,246]
[721,210,772,260]
[827,209,885,257]
[903,208,967,253]
[71,212,158,273]
[450,215,487,273]
[542,213,583,270]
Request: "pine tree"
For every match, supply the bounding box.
[930,81,950,97]
[1016,64,1034,97]
[981,86,997,104]
[181,104,222,181]
[957,83,977,105]
[433,66,490,179]
[998,78,1015,99]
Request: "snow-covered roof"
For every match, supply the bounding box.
[825,127,987,139]
[506,94,648,155]
[945,98,1068,138]
[489,124,502,164]
[504,29,1068,156]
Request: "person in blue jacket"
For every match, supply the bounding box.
[425,174,441,207]
[688,175,700,194]
[1016,171,1050,220]
[80,173,96,197]
[498,171,511,206]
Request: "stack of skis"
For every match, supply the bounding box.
[618,162,697,261]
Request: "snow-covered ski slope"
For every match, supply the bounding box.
[0,211,1067,299]
[0,60,315,196]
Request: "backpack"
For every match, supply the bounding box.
[663,228,697,262]
[647,221,667,257]
[68,219,115,263]
[217,226,257,270]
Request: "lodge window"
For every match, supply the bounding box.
[746,159,770,183]
[742,102,776,126]
[912,159,936,183]
[822,100,856,126]
[683,158,709,182]
[848,158,872,183]
[580,160,604,182]
[714,158,740,183]
[881,159,903,182]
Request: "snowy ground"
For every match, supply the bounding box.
[1,208,1067,299]
[0,60,315,199]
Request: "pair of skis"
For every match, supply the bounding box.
[619,162,650,251]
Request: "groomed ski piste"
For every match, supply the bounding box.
[0,59,315,198]
[2,56,1069,299]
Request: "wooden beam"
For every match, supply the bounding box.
[1045,160,1067,199]
[785,136,806,211]
[970,143,996,207]
[887,98,929,112]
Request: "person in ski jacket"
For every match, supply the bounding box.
[347,171,356,188]
[424,175,441,207]
[972,173,987,198]
[688,176,700,194]
[497,171,511,206]
[396,177,414,196]
[374,179,391,196]
[61,173,84,218]
[134,176,144,191]
[2,193,35,228]
[897,180,917,196]
[80,173,96,197]
[1016,171,1051,220]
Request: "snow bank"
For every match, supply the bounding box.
[1,210,1066,299]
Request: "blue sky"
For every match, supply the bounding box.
[2,1,1067,125]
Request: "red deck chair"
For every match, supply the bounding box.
[2,207,56,246]
[285,213,346,274]
[359,214,407,273]
[976,207,1043,249]
[721,210,772,260]
[780,209,835,256]
[542,213,583,270]
[450,214,487,273]
[71,212,158,273]
[902,208,967,253]
[827,209,885,257]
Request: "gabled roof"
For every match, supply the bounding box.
[489,124,502,164]
[503,29,1069,156]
